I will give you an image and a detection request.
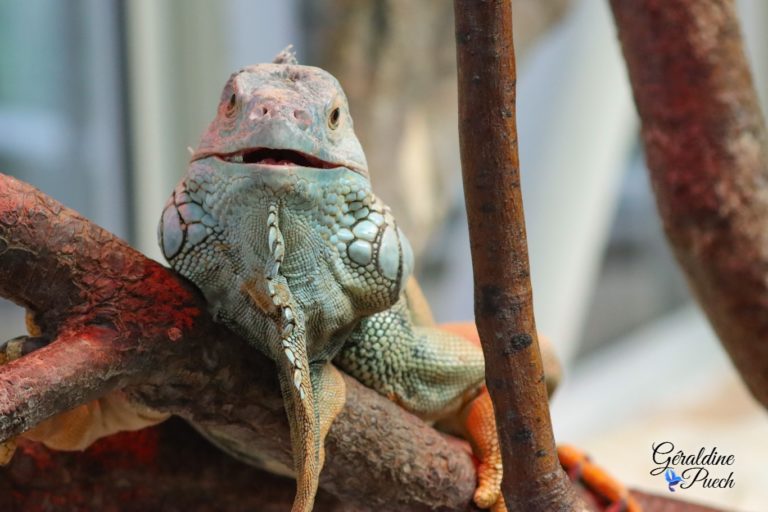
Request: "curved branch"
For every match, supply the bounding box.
[0,327,130,437]
[610,0,768,407]
[0,173,476,511]
[1,419,713,512]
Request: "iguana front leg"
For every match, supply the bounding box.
[240,202,346,512]
[278,358,348,512]
[337,280,640,511]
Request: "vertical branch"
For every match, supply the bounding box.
[610,0,768,408]
[453,1,584,510]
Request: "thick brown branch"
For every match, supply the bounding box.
[453,2,583,511]
[0,328,131,437]
[610,0,768,407]
[1,419,713,512]
[0,173,476,511]
[0,152,720,510]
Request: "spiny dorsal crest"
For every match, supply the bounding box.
[273,45,298,65]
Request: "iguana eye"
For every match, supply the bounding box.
[328,107,341,130]
[225,93,237,117]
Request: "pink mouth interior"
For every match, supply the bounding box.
[223,148,340,169]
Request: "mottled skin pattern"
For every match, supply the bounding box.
[158,52,492,512]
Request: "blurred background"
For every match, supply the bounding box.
[0,0,766,509]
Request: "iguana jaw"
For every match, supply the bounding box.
[211,147,343,170]
[193,145,367,177]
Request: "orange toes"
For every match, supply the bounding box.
[474,456,503,509]
[558,444,641,512]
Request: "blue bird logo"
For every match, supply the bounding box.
[664,468,684,492]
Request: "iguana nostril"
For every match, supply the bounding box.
[249,105,271,121]
[293,109,311,129]
[252,104,270,117]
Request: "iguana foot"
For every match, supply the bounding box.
[462,388,641,511]
[559,444,641,512]
[463,387,503,510]
[443,323,639,511]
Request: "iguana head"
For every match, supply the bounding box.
[162,49,412,320]
[192,52,368,178]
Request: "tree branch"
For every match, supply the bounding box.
[1,418,716,512]
[0,173,477,511]
[610,0,768,408]
[453,1,584,511]
[0,328,129,436]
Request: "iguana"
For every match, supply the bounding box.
[1,49,639,512]
[155,48,639,512]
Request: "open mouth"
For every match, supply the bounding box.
[220,148,341,169]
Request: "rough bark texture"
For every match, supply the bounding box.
[0,173,477,511]
[0,418,718,512]
[453,1,584,511]
[610,0,768,408]
[0,175,717,511]
[1,418,355,512]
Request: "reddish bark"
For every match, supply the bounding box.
[610,0,768,408]
[1,419,353,512]
[1,418,717,512]
[453,1,584,510]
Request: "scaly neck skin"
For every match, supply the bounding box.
[176,157,411,358]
